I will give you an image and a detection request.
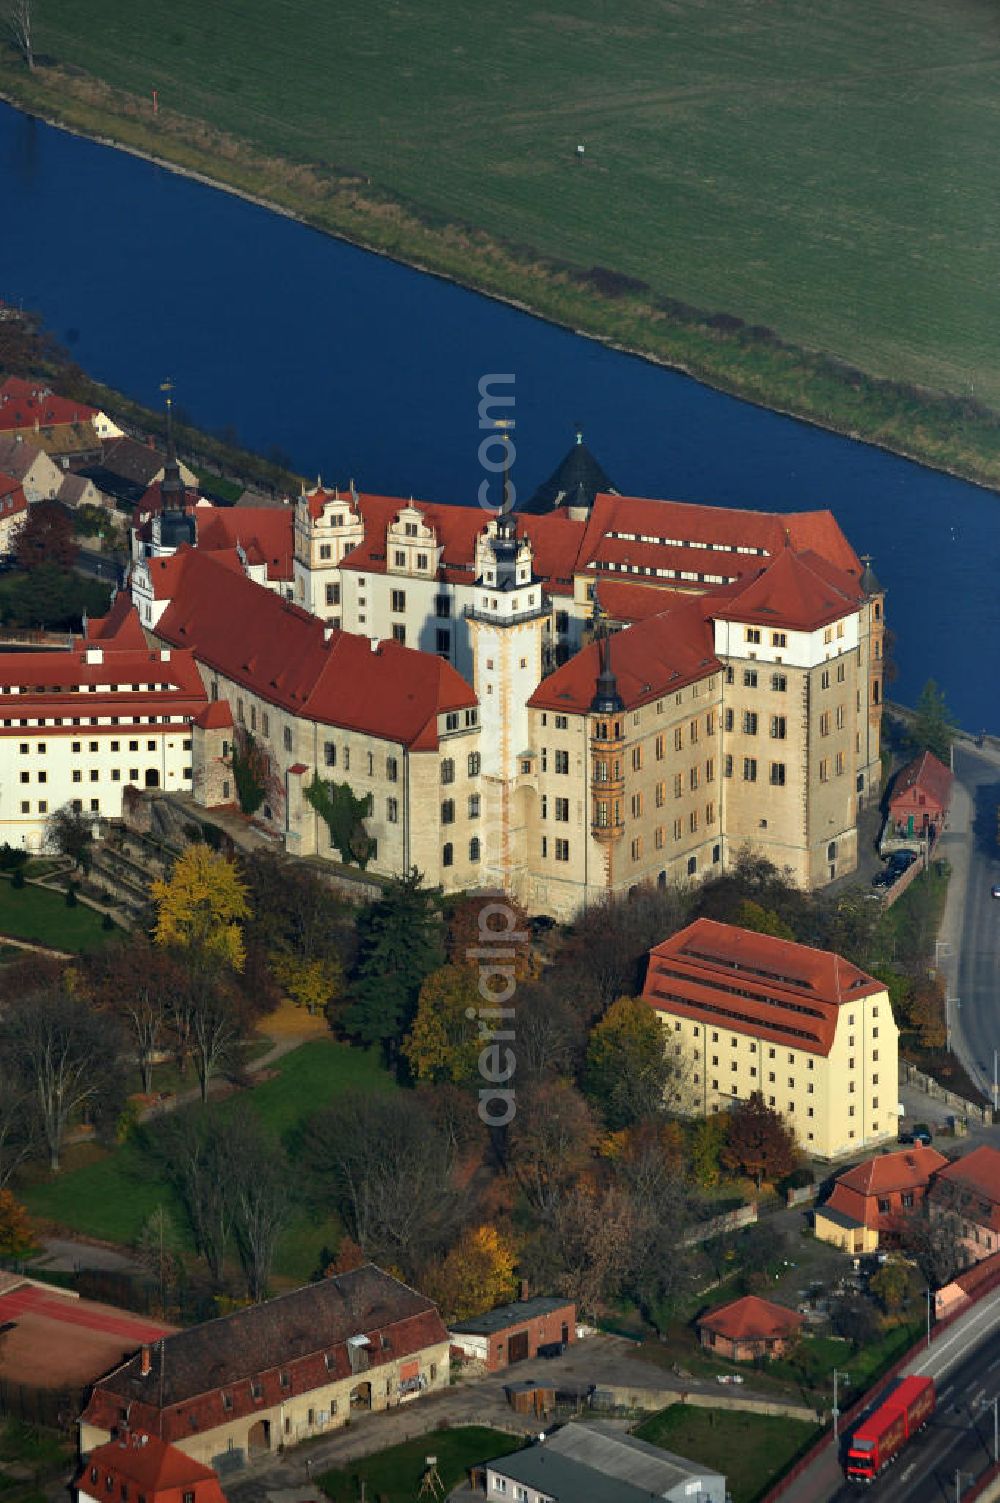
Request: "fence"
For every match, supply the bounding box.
[682,1203,758,1246]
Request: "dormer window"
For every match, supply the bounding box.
[330,513,342,527]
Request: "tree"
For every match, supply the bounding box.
[547,1182,636,1320]
[736,899,795,941]
[301,1090,461,1277]
[188,976,244,1103]
[870,1256,912,1316]
[615,1123,692,1328]
[507,1081,598,1214]
[230,1115,291,1302]
[134,1207,182,1315]
[44,803,94,873]
[584,996,677,1129]
[0,1190,34,1260]
[690,1114,727,1189]
[421,1224,518,1323]
[6,0,33,70]
[721,1093,800,1189]
[2,987,123,1171]
[403,964,481,1084]
[81,936,181,1094]
[831,1294,880,1349]
[344,869,444,1058]
[155,1108,238,1287]
[910,680,957,764]
[14,501,77,572]
[152,846,250,971]
[900,1203,971,1288]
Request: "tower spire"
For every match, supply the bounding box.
[589,583,624,713]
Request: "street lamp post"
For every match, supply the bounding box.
[925,1287,933,1347]
[832,1369,851,1440]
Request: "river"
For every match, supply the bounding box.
[0,102,996,728]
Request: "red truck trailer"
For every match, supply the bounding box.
[846,1375,936,1481]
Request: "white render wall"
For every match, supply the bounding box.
[0,724,194,849]
[714,611,860,668]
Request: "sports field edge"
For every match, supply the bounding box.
[4,60,1000,494]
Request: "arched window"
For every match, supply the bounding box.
[442,843,454,868]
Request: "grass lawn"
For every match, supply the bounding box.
[21,1037,394,1282]
[636,1406,818,1503]
[19,0,1000,414]
[0,880,114,952]
[319,1427,521,1503]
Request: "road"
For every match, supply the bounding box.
[944,744,1000,1105]
[779,1289,1000,1503]
[828,1296,1000,1502]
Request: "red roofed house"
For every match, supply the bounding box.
[929,1146,1000,1264]
[643,919,899,1158]
[0,375,123,443]
[0,600,208,850]
[814,1145,948,1254]
[80,1264,449,1469]
[697,1295,805,1361]
[77,1435,226,1503]
[889,750,953,840]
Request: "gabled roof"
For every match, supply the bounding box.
[642,918,883,1057]
[0,433,52,481]
[934,1146,1000,1212]
[698,1294,805,1342]
[79,1435,224,1499]
[889,750,954,812]
[150,548,476,749]
[195,506,295,583]
[86,594,148,648]
[491,1422,722,1502]
[0,375,98,431]
[194,700,233,731]
[833,1145,949,1199]
[529,595,718,714]
[714,547,864,632]
[82,1264,447,1445]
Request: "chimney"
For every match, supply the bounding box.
[140,1345,151,1378]
[370,638,380,654]
[519,1279,529,1302]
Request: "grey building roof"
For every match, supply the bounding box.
[450,1295,572,1336]
[814,1205,864,1230]
[488,1422,725,1502]
[522,430,617,516]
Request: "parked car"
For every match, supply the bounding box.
[871,868,895,889]
[538,1341,565,1359]
[991,883,1000,899]
[912,1122,934,1145]
[888,850,917,873]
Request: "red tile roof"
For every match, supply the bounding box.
[194,700,233,731]
[529,596,718,714]
[79,1435,226,1503]
[0,470,26,513]
[0,375,98,431]
[714,547,864,632]
[150,547,475,749]
[698,1295,804,1342]
[821,1146,947,1230]
[87,594,148,648]
[195,507,295,583]
[642,918,883,1057]
[934,1147,1000,1227]
[0,609,207,736]
[81,1264,447,1447]
[889,750,954,815]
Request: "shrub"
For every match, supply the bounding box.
[65,883,78,908]
[10,869,25,890]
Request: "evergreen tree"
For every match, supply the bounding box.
[910,679,957,764]
[343,868,444,1059]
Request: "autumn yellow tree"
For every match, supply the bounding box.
[152,846,250,972]
[0,1190,35,1259]
[403,964,482,1083]
[270,952,342,1014]
[584,996,674,1129]
[421,1224,518,1323]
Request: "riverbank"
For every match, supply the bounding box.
[4,59,1000,493]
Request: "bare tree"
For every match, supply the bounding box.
[231,1117,290,1302]
[189,980,241,1102]
[155,1108,236,1286]
[301,1091,461,1276]
[3,989,122,1171]
[0,1072,35,1188]
[7,0,33,72]
[507,1080,597,1214]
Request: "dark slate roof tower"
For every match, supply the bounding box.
[156,385,196,553]
[522,427,617,518]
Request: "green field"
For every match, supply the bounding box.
[22,1037,395,1284]
[0,880,114,952]
[320,1427,521,1503]
[15,0,1000,421]
[636,1406,818,1503]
